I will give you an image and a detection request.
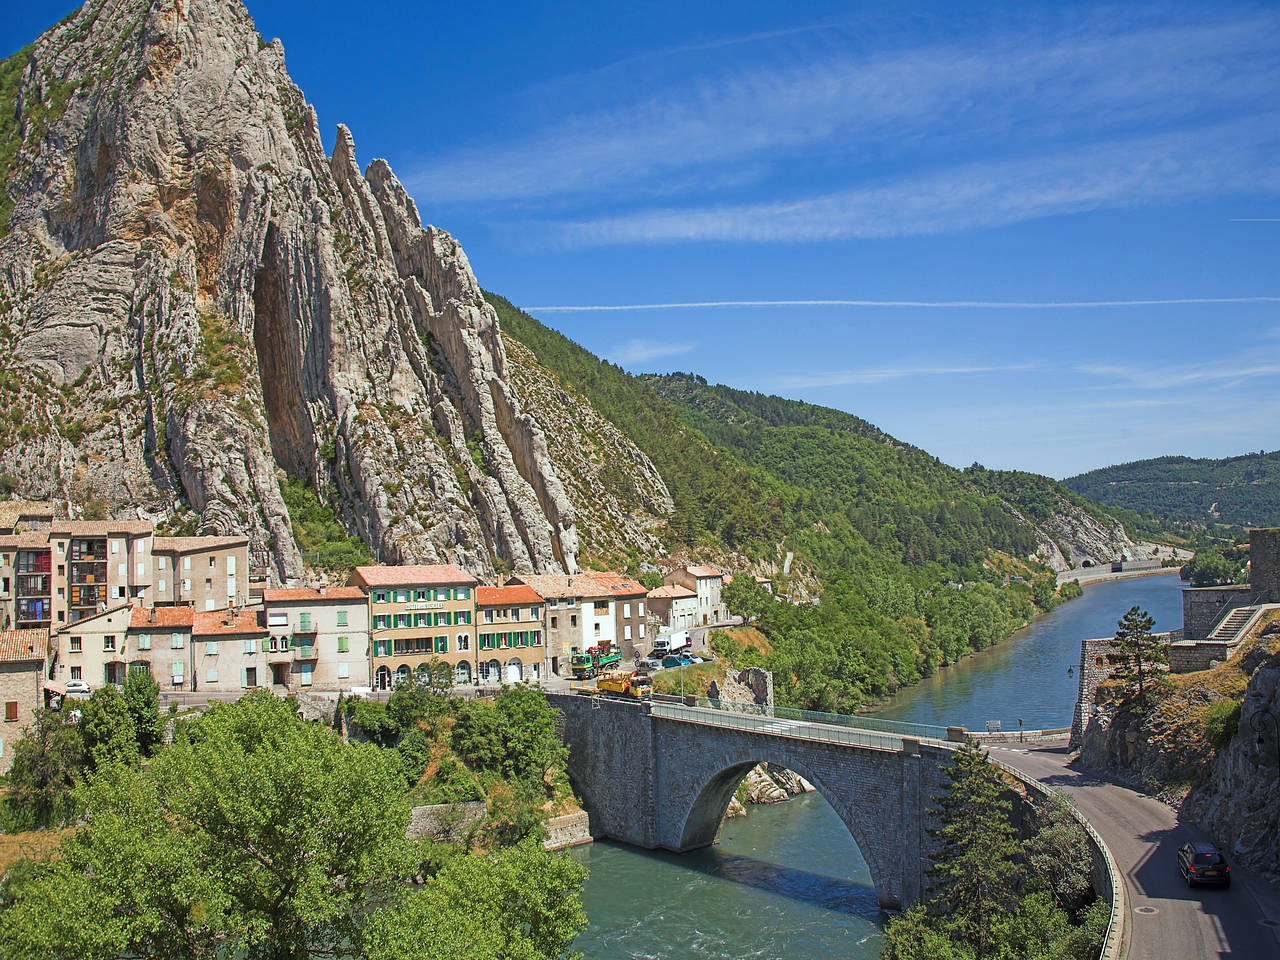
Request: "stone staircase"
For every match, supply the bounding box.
[1209,605,1262,643]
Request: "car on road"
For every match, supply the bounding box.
[637,657,664,671]
[661,655,692,669]
[1178,842,1230,887]
[64,679,91,696]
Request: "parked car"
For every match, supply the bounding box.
[1178,842,1230,887]
[64,679,91,696]
[661,655,687,669]
[686,655,706,664]
[638,657,664,671]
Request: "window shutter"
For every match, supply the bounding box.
[171,632,184,649]
[138,633,151,650]
[336,610,348,627]
[205,641,218,655]
[241,667,249,688]
[299,612,312,632]
[5,701,18,721]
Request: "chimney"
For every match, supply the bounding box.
[149,606,156,624]
[225,606,234,626]
[318,585,326,596]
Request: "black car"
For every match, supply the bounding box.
[1178,842,1230,887]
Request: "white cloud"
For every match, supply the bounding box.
[1076,356,1280,390]
[403,14,1280,209]
[608,338,696,366]
[772,363,1034,390]
[533,120,1280,246]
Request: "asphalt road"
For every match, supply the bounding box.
[994,741,1280,959]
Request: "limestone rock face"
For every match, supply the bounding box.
[0,0,623,578]
[1016,497,1143,573]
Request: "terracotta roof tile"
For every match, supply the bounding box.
[193,609,267,637]
[0,532,53,549]
[0,501,58,530]
[152,536,249,553]
[129,606,194,629]
[477,585,544,605]
[57,603,134,630]
[263,586,367,603]
[352,565,478,587]
[587,571,647,596]
[647,584,696,599]
[684,565,723,579]
[0,629,49,662]
[52,519,154,536]
[505,573,611,600]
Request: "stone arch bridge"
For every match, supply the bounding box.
[546,693,960,909]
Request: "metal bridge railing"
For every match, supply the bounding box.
[652,701,908,752]
[690,696,952,741]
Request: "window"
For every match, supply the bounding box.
[623,603,631,618]
[639,623,646,639]
[337,636,349,653]
[158,578,166,592]
[372,590,389,603]
[170,631,184,649]
[414,589,428,601]
[244,638,257,654]
[206,668,218,683]
[595,601,609,613]
[208,557,216,569]
[111,540,120,555]
[530,630,542,646]
[226,575,236,597]
[570,615,577,628]
[298,612,312,632]
[394,613,411,628]
[204,598,216,611]
[455,586,470,600]
[181,578,191,593]
[374,615,391,629]
[456,610,471,625]
[434,611,451,626]
[414,613,429,627]
[498,632,509,649]
[550,616,557,628]
[530,606,541,620]
[336,610,348,627]
[434,636,448,654]
[205,578,212,591]
[593,622,601,635]
[457,633,469,651]
[394,588,410,603]
[136,562,145,579]
[226,556,235,574]
[205,641,218,656]
[4,701,17,722]
[624,625,632,641]
[137,633,151,650]
[113,586,126,599]
[157,556,166,570]
[549,597,558,607]
[70,636,82,653]
[103,635,116,652]
[70,666,82,680]
[484,609,495,623]
[299,663,313,686]
[638,602,645,617]
[171,661,185,684]
[337,662,350,679]
[183,557,191,571]
[267,611,288,627]
[118,563,126,577]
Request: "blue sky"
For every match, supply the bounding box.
[7,1,1279,478]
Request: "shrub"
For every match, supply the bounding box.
[1202,700,1241,751]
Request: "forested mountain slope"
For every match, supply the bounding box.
[1065,450,1280,528]
[489,296,1149,710]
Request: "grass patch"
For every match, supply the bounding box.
[651,660,725,698]
[0,825,71,877]
[279,476,372,572]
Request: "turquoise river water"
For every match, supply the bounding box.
[569,572,1186,959]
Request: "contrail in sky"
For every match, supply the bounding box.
[1229,218,1280,222]
[527,296,1280,313]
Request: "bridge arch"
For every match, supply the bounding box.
[671,749,899,909]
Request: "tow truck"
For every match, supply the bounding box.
[569,642,621,680]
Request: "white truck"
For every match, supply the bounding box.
[652,630,691,654]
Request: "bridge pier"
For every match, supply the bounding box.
[548,693,951,910]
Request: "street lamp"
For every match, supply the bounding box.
[1250,708,1280,773]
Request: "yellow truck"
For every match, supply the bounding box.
[595,670,653,700]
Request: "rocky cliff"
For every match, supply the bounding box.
[0,0,685,579]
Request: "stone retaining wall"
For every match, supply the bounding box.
[543,811,592,850]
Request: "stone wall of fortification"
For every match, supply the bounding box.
[1251,528,1280,603]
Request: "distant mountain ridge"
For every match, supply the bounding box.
[1064,451,1280,529]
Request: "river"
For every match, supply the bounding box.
[569,572,1186,959]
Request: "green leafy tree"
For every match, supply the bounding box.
[363,838,587,960]
[1187,548,1242,587]
[121,669,165,757]
[452,686,566,789]
[387,666,452,732]
[0,691,416,960]
[1023,797,1094,913]
[77,685,139,772]
[639,570,664,590]
[883,906,976,960]
[927,738,1025,957]
[0,707,84,829]
[1105,606,1169,712]
[723,575,773,623]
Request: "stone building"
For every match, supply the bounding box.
[476,584,546,684]
[0,629,51,774]
[505,573,618,676]
[53,603,137,688]
[646,583,698,631]
[191,608,271,693]
[588,572,648,662]
[350,565,478,690]
[126,605,195,690]
[263,586,370,691]
[664,565,724,626]
[152,535,250,611]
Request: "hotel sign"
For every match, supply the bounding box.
[406,601,445,611]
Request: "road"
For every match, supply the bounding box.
[994,740,1280,959]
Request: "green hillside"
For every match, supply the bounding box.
[1064,450,1280,529]
[488,293,1104,711]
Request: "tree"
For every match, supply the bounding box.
[1023,797,1094,913]
[0,707,84,829]
[363,838,587,960]
[1105,606,1169,712]
[78,685,139,772]
[927,738,1025,957]
[122,669,165,757]
[0,691,416,960]
[723,575,773,624]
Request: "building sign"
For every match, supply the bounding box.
[406,601,445,611]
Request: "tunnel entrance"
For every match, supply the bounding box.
[251,222,315,478]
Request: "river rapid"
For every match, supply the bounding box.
[569,573,1186,959]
